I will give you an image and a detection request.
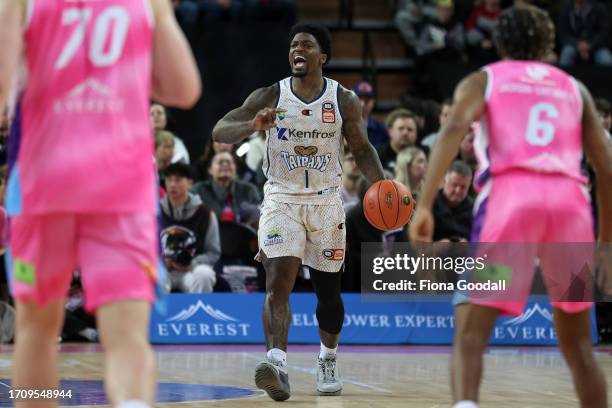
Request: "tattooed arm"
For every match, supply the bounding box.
[212,84,282,144]
[339,87,385,183]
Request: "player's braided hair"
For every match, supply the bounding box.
[493,5,555,61]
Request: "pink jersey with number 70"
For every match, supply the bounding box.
[473,60,585,190]
[7,0,156,216]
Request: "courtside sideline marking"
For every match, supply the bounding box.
[242,352,391,393]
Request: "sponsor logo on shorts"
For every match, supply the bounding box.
[13,259,36,286]
[322,101,336,123]
[264,227,284,246]
[322,249,344,261]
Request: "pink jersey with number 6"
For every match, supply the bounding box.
[473,61,585,190]
[469,61,592,316]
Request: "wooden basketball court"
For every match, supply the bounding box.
[0,344,610,407]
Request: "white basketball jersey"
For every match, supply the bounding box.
[263,77,344,204]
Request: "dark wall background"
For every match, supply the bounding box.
[168,13,294,161]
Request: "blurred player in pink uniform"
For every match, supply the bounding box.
[0,1,200,407]
[410,6,612,408]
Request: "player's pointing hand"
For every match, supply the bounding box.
[253,108,286,131]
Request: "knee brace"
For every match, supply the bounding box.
[310,268,344,334]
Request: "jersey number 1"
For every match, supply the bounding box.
[525,102,558,146]
[55,7,130,70]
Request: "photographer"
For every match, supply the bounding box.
[161,163,221,293]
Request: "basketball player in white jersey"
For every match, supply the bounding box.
[213,23,385,401]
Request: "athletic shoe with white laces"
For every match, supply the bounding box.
[316,356,342,396]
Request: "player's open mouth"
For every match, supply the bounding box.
[294,55,306,69]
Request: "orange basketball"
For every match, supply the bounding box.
[363,180,415,231]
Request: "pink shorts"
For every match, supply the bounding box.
[469,171,594,316]
[10,213,158,312]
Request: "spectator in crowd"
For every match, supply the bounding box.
[395,0,439,49]
[195,140,232,181]
[465,0,501,63]
[416,0,465,61]
[558,0,612,68]
[353,81,389,148]
[194,140,250,182]
[421,98,452,149]
[394,146,428,198]
[340,151,362,210]
[595,98,612,136]
[192,151,262,225]
[400,95,441,138]
[155,130,175,189]
[432,160,473,241]
[161,162,221,293]
[377,109,419,172]
[151,103,191,163]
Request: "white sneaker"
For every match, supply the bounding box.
[255,358,291,401]
[316,356,342,396]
